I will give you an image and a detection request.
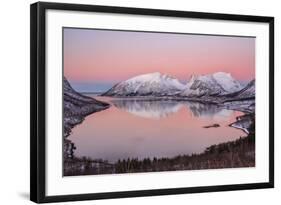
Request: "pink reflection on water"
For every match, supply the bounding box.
[68,97,245,162]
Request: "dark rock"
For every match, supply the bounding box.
[203,123,220,128]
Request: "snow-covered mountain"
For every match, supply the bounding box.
[101,72,251,100]
[102,72,186,96]
[181,72,242,97]
[224,79,255,99]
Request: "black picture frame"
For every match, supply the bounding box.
[30,2,274,203]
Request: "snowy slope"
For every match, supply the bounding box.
[224,79,255,99]
[181,72,242,97]
[102,72,186,96]
[64,77,110,159]
[64,77,110,137]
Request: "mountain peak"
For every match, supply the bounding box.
[125,72,162,83]
[182,72,242,97]
[102,72,185,96]
[213,71,231,77]
[212,72,234,82]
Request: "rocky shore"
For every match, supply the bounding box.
[63,77,110,159]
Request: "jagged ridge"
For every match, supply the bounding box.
[102,72,186,97]
[180,72,242,97]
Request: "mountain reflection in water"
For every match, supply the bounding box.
[68,96,244,163]
[112,99,183,119]
[112,99,233,120]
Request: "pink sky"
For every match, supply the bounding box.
[64,28,255,92]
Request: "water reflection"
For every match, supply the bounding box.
[68,96,244,162]
[112,99,233,120]
[112,99,183,119]
[185,101,233,120]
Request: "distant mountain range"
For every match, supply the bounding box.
[101,72,255,100]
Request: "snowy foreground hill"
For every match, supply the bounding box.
[64,77,110,159]
[102,72,254,100]
[64,77,109,138]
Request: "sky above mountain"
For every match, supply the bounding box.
[64,28,255,93]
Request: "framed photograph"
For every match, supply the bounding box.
[30,2,274,203]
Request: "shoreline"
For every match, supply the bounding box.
[98,94,255,104]
[64,134,255,176]
[97,95,255,114]
[63,95,255,176]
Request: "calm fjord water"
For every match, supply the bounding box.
[68,96,245,163]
